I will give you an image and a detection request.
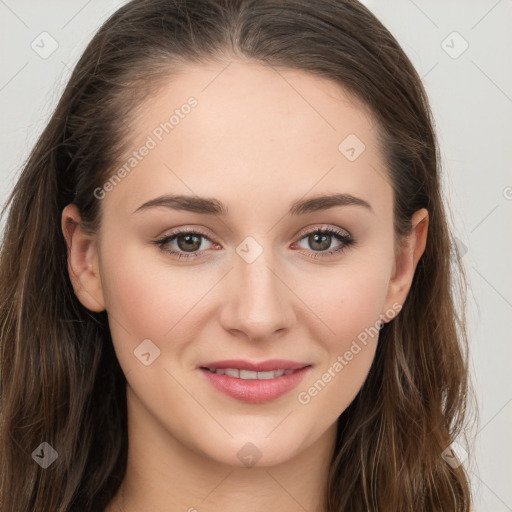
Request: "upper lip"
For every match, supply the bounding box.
[198,359,312,372]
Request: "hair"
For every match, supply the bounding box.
[0,0,473,510]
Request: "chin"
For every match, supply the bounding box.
[197,432,308,469]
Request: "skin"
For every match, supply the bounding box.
[61,60,428,512]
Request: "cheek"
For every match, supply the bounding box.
[98,245,209,368]
[297,337,377,432]
[295,257,392,345]
[293,257,391,413]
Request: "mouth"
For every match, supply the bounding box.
[198,359,311,373]
[201,367,299,379]
[197,359,312,403]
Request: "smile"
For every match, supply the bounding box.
[203,368,297,379]
[198,361,312,403]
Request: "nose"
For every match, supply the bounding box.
[219,245,295,342]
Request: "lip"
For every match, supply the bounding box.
[197,359,311,372]
[198,360,312,404]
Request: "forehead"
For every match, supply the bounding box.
[104,60,391,218]
[134,59,376,148]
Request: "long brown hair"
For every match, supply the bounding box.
[0,1,473,510]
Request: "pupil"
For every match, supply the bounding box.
[178,234,200,252]
[311,233,330,250]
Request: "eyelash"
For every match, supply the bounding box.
[153,226,356,261]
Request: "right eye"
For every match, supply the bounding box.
[154,228,218,259]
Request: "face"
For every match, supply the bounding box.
[63,60,427,468]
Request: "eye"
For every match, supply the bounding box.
[154,228,217,259]
[293,226,355,259]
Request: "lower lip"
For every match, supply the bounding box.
[199,367,312,403]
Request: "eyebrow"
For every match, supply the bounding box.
[132,192,373,216]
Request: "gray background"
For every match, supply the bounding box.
[1,1,511,510]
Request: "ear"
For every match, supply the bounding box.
[61,204,106,312]
[382,208,429,323]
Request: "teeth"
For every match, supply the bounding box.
[209,368,292,379]
[240,370,257,379]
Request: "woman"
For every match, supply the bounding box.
[0,0,472,510]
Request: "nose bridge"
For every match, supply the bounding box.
[220,235,294,339]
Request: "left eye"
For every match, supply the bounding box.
[154,226,355,260]
[292,226,355,259]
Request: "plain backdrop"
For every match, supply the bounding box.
[1,1,511,510]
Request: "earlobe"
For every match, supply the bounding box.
[382,208,429,323]
[61,204,106,312]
